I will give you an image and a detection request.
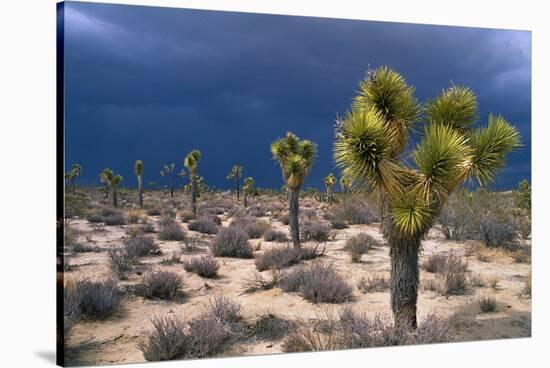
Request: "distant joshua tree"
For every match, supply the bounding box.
[184,149,202,215]
[324,173,336,203]
[340,176,351,194]
[160,163,185,198]
[243,176,254,207]
[334,66,521,331]
[135,160,143,208]
[110,174,123,208]
[65,163,82,194]
[99,168,113,198]
[271,132,317,247]
[226,164,244,200]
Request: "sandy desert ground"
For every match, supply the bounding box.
[62,190,531,366]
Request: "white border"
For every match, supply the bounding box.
[0,1,547,367]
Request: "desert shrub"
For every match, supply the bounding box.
[107,246,134,279]
[210,227,253,258]
[247,205,266,217]
[301,221,331,242]
[186,315,230,357]
[479,215,520,250]
[279,213,290,225]
[140,222,156,233]
[159,211,177,227]
[255,245,323,271]
[421,254,468,296]
[75,278,120,319]
[140,271,184,300]
[86,212,104,223]
[127,209,143,224]
[204,294,242,324]
[125,225,144,238]
[344,233,377,262]
[65,192,88,219]
[72,242,99,253]
[159,222,186,241]
[103,212,127,226]
[330,219,348,229]
[421,254,450,273]
[183,256,219,278]
[437,190,476,240]
[468,273,485,288]
[64,284,80,340]
[160,251,182,265]
[282,308,452,352]
[179,210,195,223]
[487,275,500,290]
[201,206,225,215]
[329,199,376,225]
[301,208,317,219]
[253,312,291,340]
[280,263,353,304]
[356,273,389,293]
[146,207,162,216]
[124,236,159,258]
[478,295,497,312]
[242,269,284,293]
[264,229,288,242]
[138,315,188,361]
[244,220,271,239]
[188,217,219,234]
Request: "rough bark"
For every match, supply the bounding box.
[137,175,143,208]
[170,181,174,198]
[379,191,389,235]
[389,234,421,331]
[288,186,301,248]
[243,193,248,208]
[104,183,110,199]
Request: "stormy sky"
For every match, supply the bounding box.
[62,1,531,191]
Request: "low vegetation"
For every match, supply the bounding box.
[182,256,219,278]
[210,227,253,258]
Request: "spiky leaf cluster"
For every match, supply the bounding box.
[271,132,317,189]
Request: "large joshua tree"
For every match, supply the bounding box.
[324,173,336,203]
[184,149,202,216]
[99,168,113,199]
[334,66,521,331]
[271,132,317,247]
[243,176,254,207]
[135,160,144,208]
[226,164,243,200]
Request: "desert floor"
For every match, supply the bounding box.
[63,192,531,366]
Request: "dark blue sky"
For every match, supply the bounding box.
[63,1,531,191]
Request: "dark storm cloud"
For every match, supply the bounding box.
[63,1,531,190]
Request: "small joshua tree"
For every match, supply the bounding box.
[324,173,336,203]
[334,66,520,330]
[271,132,316,247]
[66,163,82,194]
[184,149,202,215]
[135,160,144,208]
[340,176,351,194]
[517,179,531,210]
[226,164,243,200]
[110,174,123,208]
[99,168,113,199]
[243,176,254,207]
[160,163,185,198]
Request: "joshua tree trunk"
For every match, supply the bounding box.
[170,181,174,198]
[235,180,240,200]
[104,183,110,199]
[112,187,118,208]
[191,175,198,215]
[288,186,301,248]
[389,234,421,331]
[244,193,248,208]
[379,192,389,235]
[137,175,143,208]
